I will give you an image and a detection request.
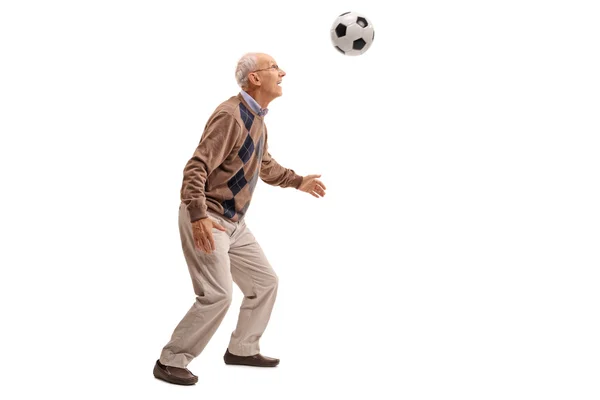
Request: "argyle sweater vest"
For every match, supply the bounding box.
[181,94,303,222]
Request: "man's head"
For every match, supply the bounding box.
[235,53,286,107]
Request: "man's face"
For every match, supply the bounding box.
[252,54,286,98]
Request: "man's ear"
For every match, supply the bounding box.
[248,72,260,86]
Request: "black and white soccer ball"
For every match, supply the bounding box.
[330,11,375,56]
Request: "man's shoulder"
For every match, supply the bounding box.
[211,95,243,117]
[201,95,246,135]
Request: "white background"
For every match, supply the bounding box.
[1,0,599,399]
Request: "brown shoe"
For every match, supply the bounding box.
[153,360,198,385]
[223,349,280,367]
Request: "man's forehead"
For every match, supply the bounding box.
[258,54,276,65]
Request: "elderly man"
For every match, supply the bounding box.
[153,53,327,385]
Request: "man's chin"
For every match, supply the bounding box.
[269,88,283,100]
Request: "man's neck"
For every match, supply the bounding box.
[244,89,271,109]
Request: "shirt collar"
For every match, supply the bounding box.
[240,90,268,117]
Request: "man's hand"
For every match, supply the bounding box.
[298,174,327,198]
[191,217,227,254]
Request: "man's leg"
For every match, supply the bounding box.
[227,220,279,357]
[159,205,234,369]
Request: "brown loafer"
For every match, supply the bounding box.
[223,349,280,367]
[153,360,198,385]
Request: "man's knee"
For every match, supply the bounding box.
[265,272,278,291]
[196,287,233,307]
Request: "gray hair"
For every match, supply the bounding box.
[235,53,259,89]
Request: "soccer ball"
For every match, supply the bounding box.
[330,11,375,56]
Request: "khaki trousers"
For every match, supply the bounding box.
[159,203,279,368]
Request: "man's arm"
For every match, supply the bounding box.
[181,111,241,221]
[259,129,303,189]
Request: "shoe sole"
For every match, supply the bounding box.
[224,361,279,367]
